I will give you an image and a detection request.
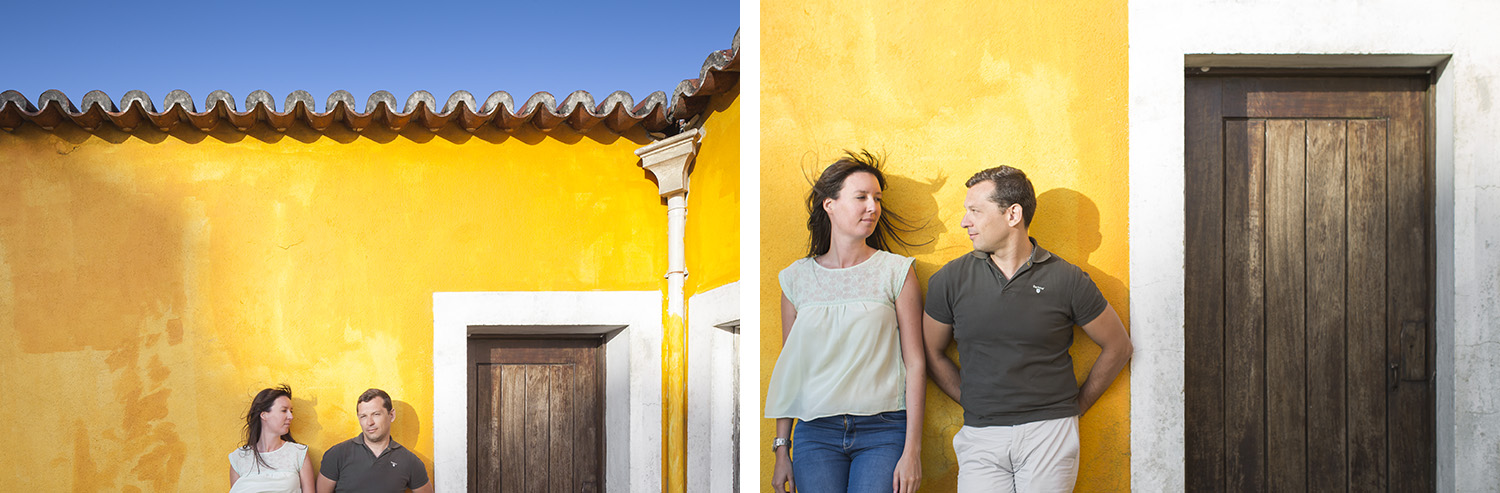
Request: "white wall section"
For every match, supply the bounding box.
[687,281,741,493]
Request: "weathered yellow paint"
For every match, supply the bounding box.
[0,122,667,490]
[662,310,688,493]
[761,1,1129,491]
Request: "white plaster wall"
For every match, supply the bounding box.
[431,291,663,493]
[687,282,741,493]
[1129,1,1500,490]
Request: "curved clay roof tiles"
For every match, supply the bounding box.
[0,30,737,135]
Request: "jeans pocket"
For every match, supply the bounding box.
[876,410,906,423]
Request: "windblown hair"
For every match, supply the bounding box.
[805,150,924,257]
[241,385,298,471]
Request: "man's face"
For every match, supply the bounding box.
[357,397,395,444]
[961,181,1020,253]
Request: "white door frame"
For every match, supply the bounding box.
[432,291,663,493]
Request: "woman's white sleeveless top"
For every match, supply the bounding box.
[228,441,307,493]
[765,250,914,421]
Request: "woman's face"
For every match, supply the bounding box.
[260,396,294,437]
[822,171,882,241]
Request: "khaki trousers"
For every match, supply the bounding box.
[953,415,1080,493]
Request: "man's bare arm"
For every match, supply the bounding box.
[1076,303,1133,414]
[923,312,962,403]
[316,473,337,493]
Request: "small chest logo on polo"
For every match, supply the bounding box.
[391,461,398,467]
[1033,285,1045,294]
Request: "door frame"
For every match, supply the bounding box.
[433,291,663,493]
[1129,52,1454,490]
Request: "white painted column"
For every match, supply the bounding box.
[635,128,704,493]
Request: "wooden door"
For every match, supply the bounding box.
[470,337,604,493]
[1185,75,1434,491]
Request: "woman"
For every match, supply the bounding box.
[228,385,316,493]
[767,151,926,493]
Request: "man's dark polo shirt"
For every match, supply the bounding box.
[925,238,1109,427]
[320,435,430,492]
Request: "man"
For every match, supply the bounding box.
[923,166,1133,492]
[318,389,433,493]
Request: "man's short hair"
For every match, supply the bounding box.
[358,388,393,412]
[966,166,1037,227]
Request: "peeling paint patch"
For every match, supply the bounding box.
[72,419,110,491]
[662,312,688,493]
[979,49,1014,84]
[166,318,183,345]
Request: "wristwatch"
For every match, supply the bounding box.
[771,437,791,452]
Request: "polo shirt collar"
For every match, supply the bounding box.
[968,237,1053,264]
[355,434,405,456]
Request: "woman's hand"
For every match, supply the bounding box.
[772,448,796,493]
[892,451,921,493]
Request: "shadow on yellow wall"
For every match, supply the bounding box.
[391,399,431,478]
[293,395,325,470]
[1033,188,1129,319]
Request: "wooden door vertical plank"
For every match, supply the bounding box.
[1386,85,1433,489]
[501,365,527,491]
[1346,119,1389,491]
[578,346,602,491]
[1223,118,1267,492]
[469,345,479,491]
[549,364,575,493]
[1264,119,1308,491]
[475,365,498,489]
[1184,76,1227,491]
[523,366,551,493]
[1305,119,1349,491]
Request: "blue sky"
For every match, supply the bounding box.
[1,0,739,112]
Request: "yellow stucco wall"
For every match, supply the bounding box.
[687,87,742,298]
[761,1,1130,491]
[0,122,668,490]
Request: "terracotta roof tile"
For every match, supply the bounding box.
[0,31,738,135]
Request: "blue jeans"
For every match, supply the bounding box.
[791,411,907,493]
